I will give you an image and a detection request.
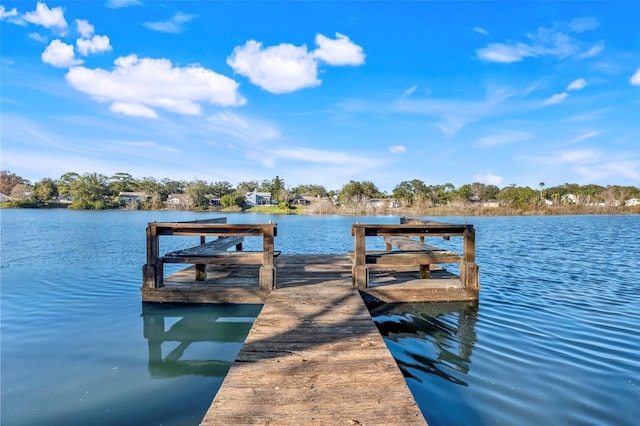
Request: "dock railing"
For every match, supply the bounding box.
[351,217,479,290]
[142,218,277,290]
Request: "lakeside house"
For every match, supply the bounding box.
[245,191,273,206]
[367,198,399,209]
[118,192,150,205]
[167,193,192,209]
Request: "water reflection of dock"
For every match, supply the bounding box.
[142,304,261,378]
[371,302,478,386]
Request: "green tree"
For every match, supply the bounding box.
[160,179,186,197]
[186,180,211,210]
[209,181,234,197]
[482,184,500,200]
[338,180,382,205]
[392,180,417,206]
[109,172,136,196]
[496,185,538,207]
[137,177,164,209]
[69,173,111,209]
[58,172,80,198]
[237,180,259,193]
[292,184,327,197]
[221,191,246,209]
[272,176,284,204]
[33,178,58,203]
[452,184,473,202]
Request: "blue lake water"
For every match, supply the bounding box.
[1,209,639,425]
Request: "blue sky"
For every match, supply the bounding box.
[1,1,639,192]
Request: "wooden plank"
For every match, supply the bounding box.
[164,236,244,257]
[384,235,442,251]
[201,279,426,425]
[352,223,468,237]
[162,251,268,265]
[365,250,461,266]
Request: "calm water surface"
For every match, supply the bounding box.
[1,210,639,425]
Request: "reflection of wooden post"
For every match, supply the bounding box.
[196,235,207,281]
[259,224,276,290]
[352,226,368,288]
[142,224,160,288]
[143,313,165,367]
[460,225,479,290]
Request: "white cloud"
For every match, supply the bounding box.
[227,40,320,94]
[144,12,197,34]
[227,33,364,94]
[394,85,515,136]
[476,42,534,63]
[106,0,142,8]
[29,32,48,42]
[567,78,587,91]
[389,145,406,154]
[313,33,365,66]
[207,112,280,142]
[42,40,82,68]
[477,19,602,63]
[474,173,503,185]
[571,130,601,143]
[403,84,418,97]
[65,55,245,118]
[576,41,605,59]
[477,129,533,147]
[472,27,489,35]
[0,5,18,19]
[544,92,569,105]
[567,17,600,33]
[76,19,94,38]
[273,147,384,168]
[24,2,67,30]
[76,35,112,56]
[557,149,602,163]
[631,67,640,86]
[109,102,158,119]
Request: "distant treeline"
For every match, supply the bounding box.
[1,170,639,215]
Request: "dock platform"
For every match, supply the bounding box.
[141,254,478,305]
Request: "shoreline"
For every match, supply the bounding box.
[2,203,639,216]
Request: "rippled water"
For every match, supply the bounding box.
[373,215,640,426]
[1,210,639,425]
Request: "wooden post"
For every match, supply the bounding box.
[419,264,430,279]
[352,226,369,288]
[195,235,207,281]
[460,225,479,289]
[259,224,276,290]
[142,223,160,288]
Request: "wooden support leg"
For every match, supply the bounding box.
[419,264,431,279]
[142,264,158,288]
[157,261,164,288]
[259,265,276,290]
[352,265,369,289]
[196,264,207,281]
[459,260,479,289]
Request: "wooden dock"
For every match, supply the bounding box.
[201,256,426,425]
[140,218,480,424]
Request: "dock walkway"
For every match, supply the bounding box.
[201,255,426,425]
